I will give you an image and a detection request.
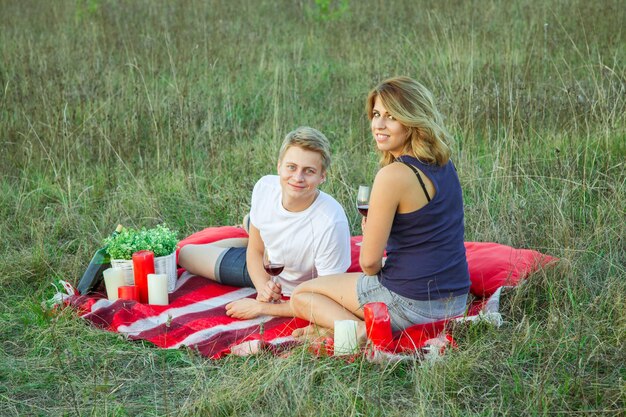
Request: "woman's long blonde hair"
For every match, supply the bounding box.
[366,76,452,167]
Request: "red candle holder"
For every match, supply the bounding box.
[132,250,155,303]
[363,302,393,351]
[118,285,139,301]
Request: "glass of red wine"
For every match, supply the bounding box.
[357,185,371,216]
[263,246,284,302]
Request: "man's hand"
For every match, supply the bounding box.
[225,298,264,319]
[256,280,282,303]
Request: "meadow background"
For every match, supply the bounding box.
[1,0,624,415]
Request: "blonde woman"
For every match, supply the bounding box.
[291,77,470,340]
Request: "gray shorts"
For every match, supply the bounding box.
[356,274,468,332]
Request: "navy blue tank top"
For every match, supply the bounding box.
[379,155,470,301]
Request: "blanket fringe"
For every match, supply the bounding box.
[42,280,77,310]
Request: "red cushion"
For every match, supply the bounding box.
[177,227,556,298]
[464,242,557,297]
[176,226,249,263]
[347,236,363,273]
[351,239,557,297]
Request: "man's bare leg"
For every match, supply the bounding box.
[178,238,248,280]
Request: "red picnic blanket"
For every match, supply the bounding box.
[63,227,556,359]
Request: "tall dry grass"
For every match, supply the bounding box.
[0,0,624,415]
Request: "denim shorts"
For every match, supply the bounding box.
[214,247,254,288]
[356,274,468,332]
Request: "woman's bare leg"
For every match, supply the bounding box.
[178,238,248,280]
[293,324,333,340]
[290,273,366,340]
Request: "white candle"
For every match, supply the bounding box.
[333,320,358,355]
[147,273,169,305]
[103,267,126,301]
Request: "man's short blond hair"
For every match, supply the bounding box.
[278,126,331,171]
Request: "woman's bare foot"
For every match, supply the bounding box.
[292,324,333,342]
[356,321,368,346]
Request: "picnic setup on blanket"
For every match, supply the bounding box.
[57,226,556,361]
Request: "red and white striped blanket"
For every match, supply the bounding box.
[62,227,556,359]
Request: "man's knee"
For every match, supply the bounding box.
[177,244,192,266]
[178,244,204,274]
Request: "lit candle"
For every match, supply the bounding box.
[118,285,139,301]
[132,250,155,303]
[363,302,393,350]
[333,320,358,356]
[147,273,169,305]
[103,267,126,301]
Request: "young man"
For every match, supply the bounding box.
[178,127,351,319]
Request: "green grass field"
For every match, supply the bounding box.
[1,0,624,415]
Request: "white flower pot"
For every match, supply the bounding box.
[111,251,177,293]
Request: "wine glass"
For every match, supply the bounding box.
[263,246,284,302]
[356,185,371,217]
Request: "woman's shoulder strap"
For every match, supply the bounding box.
[394,160,431,202]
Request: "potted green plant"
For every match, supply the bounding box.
[104,224,179,292]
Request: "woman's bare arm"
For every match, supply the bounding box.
[359,164,404,275]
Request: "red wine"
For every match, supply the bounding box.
[264,263,284,276]
[357,204,369,216]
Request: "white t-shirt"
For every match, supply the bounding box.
[249,175,351,295]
